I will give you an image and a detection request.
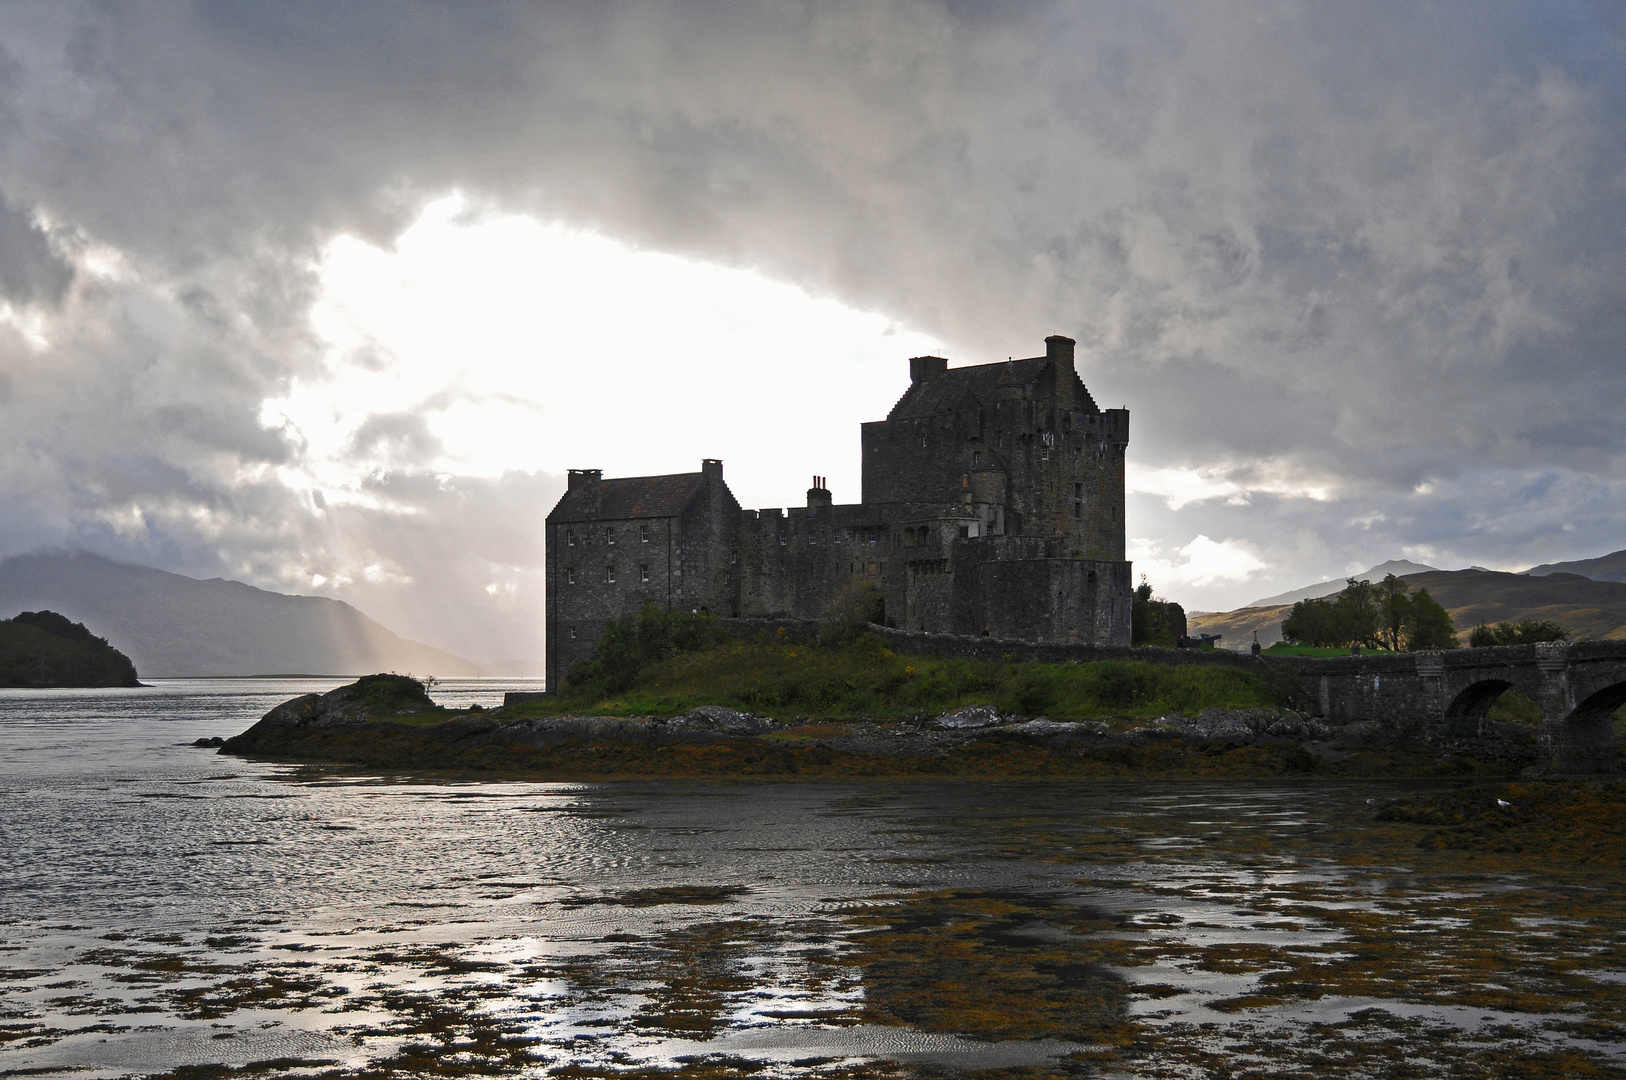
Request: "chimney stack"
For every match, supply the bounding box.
[567,468,602,514]
[909,355,948,383]
[807,475,832,508]
[1045,335,1076,405]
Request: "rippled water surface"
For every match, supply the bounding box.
[2,679,1623,1078]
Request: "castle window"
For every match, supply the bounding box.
[566,528,576,547]
[640,525,649,543]
[972,451,981,466]
[958,526,969,539]
[1040,448,1050,461]
[606,527,616,545]
[569,625,577,639]
[920,434,927,448]
[567,567,576,585]
[1075,482,1083,497]
[833,531,842,544]
[605,564,616,583]
[640,564,650,582]
[1073,500,1083,519]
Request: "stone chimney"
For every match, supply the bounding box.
[1045,335,1076,405]
[701,458,723,483]
[567,468,602,514]
[807,475,832,508]
[909,355,948,383]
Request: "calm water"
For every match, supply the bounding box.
[1,679,1622,1078]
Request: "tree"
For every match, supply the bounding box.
[1282,576,1453,650]
[1405,588,1458,650]
[1132,578,1186,647]
[1282,595,1341,647]
[1376,574,1411,652]
[565,602,725,695]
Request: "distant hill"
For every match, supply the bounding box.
[1186,605,1293,650]
[0,610,140,687]
[1523,548,1626,584]
[1192,568,1626,650]
[1246,559,1440,608]
[0,552,484,677]
[1402,569,1626,641]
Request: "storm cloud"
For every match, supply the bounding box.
[0,1,1622,658]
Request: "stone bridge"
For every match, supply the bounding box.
[1290,640,1626,771]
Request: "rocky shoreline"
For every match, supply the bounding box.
[214,676,1538,780]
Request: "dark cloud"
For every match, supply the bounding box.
[0,191,71,305]
[0,0,1622,645]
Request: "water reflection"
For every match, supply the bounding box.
[1,680,1622,1077]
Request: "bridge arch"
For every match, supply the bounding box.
[1569,681,1626,724]
[1443,679,1517,737]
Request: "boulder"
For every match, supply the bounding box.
[934,705,1005,729]
[661,705,775,735]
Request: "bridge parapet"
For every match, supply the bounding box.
[1279,641,1626,772]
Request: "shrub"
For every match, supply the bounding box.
[818,581,885,646]
[1468,619,1570,647]
[565,603,727,696]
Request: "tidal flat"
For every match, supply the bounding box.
[3,680,1624,1078]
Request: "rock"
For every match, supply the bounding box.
[1264,714,1330,740]
[662,705,775,734]
[934,705,1005,729]
[1001,718,1105,738]
[192,736,224,747]
[1124,724,1184,741]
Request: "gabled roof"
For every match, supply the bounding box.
[884,356,1099,420]
[548,472,705,522]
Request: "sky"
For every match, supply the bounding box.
[0,2,1623,663]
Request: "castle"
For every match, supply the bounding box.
[545,334,1132,689]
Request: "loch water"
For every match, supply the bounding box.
[2,679,1623,1078]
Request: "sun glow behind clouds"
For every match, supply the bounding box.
[1129,534,1268,590]
[263,196,940,510]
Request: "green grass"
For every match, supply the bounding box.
[529,632,1280,721]
[1265,642,1365,657]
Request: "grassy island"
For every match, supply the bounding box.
[0,610,139,687]
[219,609,1536,783]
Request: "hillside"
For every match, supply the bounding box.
[1187,605,1293,650]
[0,552,484,677]
[1192,568,1626,649]
[1524,548,1626,583]
[1402,569,1626,641]
[1247,559,1439,608]
[0,610,140,687]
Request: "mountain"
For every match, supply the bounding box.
[1401,569,1626,641]
[1190,568,1626,650]
[1523,548,1626,584]
[1246,559,1440,609]
[0,552,484,677]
